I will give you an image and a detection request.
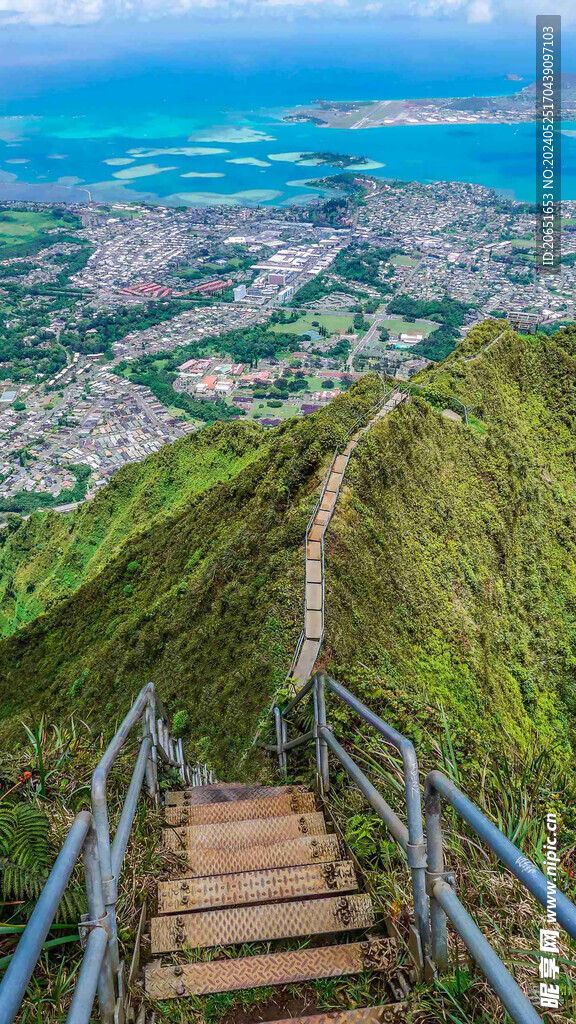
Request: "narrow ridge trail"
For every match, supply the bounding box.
[291,388,406,688]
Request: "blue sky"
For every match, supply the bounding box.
[0,0,574,30]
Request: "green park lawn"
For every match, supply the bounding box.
[0,211,63,248]
[377,318,439,337]
[225,398,299,420]
[390,254,419,266]
[271,313,354,336]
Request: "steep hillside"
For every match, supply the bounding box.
[0,375,384,766]
[325,326,576,759]
[0,323,574,777]
[0,420,266,635]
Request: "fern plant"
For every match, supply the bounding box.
[0,802,84,921]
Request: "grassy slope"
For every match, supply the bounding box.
[0,421,267,635]
[0,323,574,778]
[0,377,384,769]
[325,323,576,762]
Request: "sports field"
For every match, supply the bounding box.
[270,313,354,336]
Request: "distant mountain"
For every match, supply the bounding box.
[0,324,574,778]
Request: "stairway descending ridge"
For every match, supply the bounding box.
[145,782,406,1023]
[292,387,407,690]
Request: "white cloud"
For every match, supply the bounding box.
[0,0,104,24]
[467,0,491,21]
[0,0,574,24]
[414,0,576,23]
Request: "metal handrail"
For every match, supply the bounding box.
[0,682,213,1024]
[271,671,430,963]
[289,386,397,684]
[424,770,576,956]
[267,671,576,1024]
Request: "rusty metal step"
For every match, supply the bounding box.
[178,834,343,877]
[166,785,304,807]
[333,455,349,474]
[157,860,358,914]
[264,1007,404,1024]
[163,812,326,852]
[165,791,315,826]
[308,524,325,542]
[151,893,375,953]
[306,609,323,640]
[145,938,394,999]
[325,472,343,494]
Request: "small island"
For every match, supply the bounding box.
[300,151,370,168]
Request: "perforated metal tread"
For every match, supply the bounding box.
[167,785,304,807]
[144,938,393,998]
[157,859,358,914]
[177,834,343,877]
[162,812,326,851]
[165,791,316,826]
[151,893,375,953]
[262,1007,401,1024]
[265,1007,404,1024]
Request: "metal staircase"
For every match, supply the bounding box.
[2,378,576,1024]
[145,781,405,1023]
[290,386,407,690]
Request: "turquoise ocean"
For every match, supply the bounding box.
[0,32,574,206]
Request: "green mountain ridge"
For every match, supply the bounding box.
[0,321,574,779]
[0,420,267,634]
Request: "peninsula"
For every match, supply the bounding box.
[282,74,576,129]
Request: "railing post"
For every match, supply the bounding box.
[82,823,116,1022]
[424,780,449,971]
[176,738,186,783]
[274,707,287,775]
[313,674,330,793]
[143,706,156,800]
[91,774,120,978]
[324,676,430,958]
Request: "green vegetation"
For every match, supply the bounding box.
[59,300,198,358]
[0,464,91,516]
[385,294,475,361]
[2,319,576,1023]
[333,245,400,287]
[299,151,369,168]
[0,378,384,761]
[115,322,296,422]
[378,317,437,337]
[389,254,418,266]
[0,324,574,782]
[270,313,354,336]
[0,421,266,635]
[0,713,173,1019]
[176,245,254,282]
[0,208,81,256]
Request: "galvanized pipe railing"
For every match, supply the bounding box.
[267,671,576,1024]
[269,671,430,961]
[0,682,213,1024]
[287,386,397,684]
[424,770,576,955]
[0,811,93,1024]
